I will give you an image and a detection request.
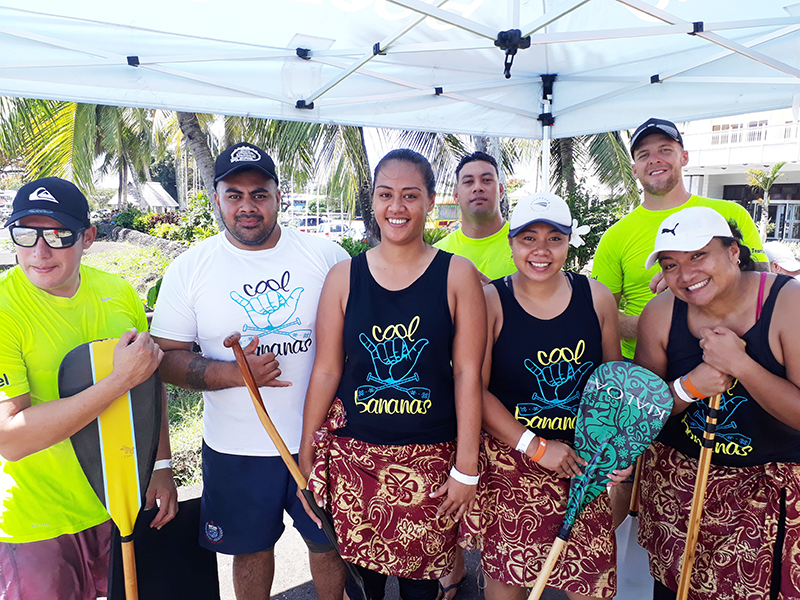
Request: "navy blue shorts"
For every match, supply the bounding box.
[199,442,331,555]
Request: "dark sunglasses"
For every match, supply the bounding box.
[9,225,84,249]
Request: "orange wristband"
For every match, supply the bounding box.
[530,437,547,463]
[681,376,706,400]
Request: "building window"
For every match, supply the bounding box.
[711,123,742,145]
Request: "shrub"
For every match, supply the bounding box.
[179,193,216,242]
[113,206,143,229]
[424,227,450,245]
[339,237,369,257]
[150,222,183,241]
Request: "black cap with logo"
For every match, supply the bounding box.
[5,177,91,230]
[630,118,684,157]
[214,142,279,185]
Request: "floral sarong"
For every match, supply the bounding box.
[639,441,800,600]
[460,434,616,597]
[308,399,458,580]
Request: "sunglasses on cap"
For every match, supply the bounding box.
[9,225,84,249]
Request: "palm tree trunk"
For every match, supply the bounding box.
[177,111,222,227]
[353,127,379,246]
[558,138,577,199]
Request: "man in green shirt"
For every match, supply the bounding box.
[0,177,176,599]
[435,152,516,282]
[592,118,767,360]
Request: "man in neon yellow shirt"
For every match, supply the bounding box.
[0,177,176,599]
[592,118,767,360]
[435,152,516,282]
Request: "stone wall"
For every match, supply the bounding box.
[96,223,188,259]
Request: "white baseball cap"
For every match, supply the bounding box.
[509,192,572,237]
[645,206,733,269]
[764,241,800,272]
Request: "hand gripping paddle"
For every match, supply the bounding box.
[529,362,672,600]
[223,332,368,600]
[59,338,162,600]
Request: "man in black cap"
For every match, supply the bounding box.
[0,177,176,599]
[152,143,349,600]
[592,117,768,362]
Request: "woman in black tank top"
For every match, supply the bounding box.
[298,149,485,600]
[460,193,624,600]
[636,206,800,600]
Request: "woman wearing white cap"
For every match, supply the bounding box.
[636,206,800,600]
[460,193,625,600]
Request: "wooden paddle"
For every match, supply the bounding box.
[529,362,673,600]
[223,332,368,599]
[59,338,161,600]
[676,393,723,600]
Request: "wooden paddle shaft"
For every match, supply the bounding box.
[122,541,139,600]
[528,536,567,600]
[676,393,722,600]
[223,333,309,489]
[629,455,644,515]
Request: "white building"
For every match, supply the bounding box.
[681,109,800,240]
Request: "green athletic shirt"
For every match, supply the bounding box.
[0,264,147,543]
[434,222,517,279]
[591,195,766,359]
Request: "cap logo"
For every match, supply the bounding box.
[29,187,58,203]
[529,197,550,211]
[230,146,261,163]
[661,223,679,236]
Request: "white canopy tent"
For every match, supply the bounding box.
[1,0,799,148]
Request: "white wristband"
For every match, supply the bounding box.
[449,466,479,486]
[153,459,173,471]
[516,430,535,454]
[672,378,698,404]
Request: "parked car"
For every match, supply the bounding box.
[315,222,346,242]
[289,216,326,233]
[344,220,367,243]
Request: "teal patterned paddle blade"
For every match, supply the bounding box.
[560,362,672,538]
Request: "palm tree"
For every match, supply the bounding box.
[747,162,786,242]
[0,98,167,208]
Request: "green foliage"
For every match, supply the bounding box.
[423,227,450,245]
[192,223,219,242]
[146,277,162,310]
[113,206,143,229]
[150,222,183,241]
[339,237,369,257]
[132,213,153,233]
[565,184,623,272]
[166,384,204,487]
[179,193,216,241]
[81,246,170,302]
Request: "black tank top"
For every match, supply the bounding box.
[335,250,457,445]
[487,272,604,444]
[659,274,800,467]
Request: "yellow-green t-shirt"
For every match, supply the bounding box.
[591,195,766,359]
[0,264,147,542]
[434,222,517,279]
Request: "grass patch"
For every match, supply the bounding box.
[82,246,170,302]
[166,384,204,487]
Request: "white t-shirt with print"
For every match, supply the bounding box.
[151,227,349,456]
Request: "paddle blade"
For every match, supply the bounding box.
[59,339,162,539]
[563,362,672,531]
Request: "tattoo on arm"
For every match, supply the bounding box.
[186,356,210,390]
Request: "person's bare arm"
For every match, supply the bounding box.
[153,336,290,391]
[614,292,639,341]
[145,384,178,529]
[298,261,350,481]
[591,280,623,363]
[432,257,485,520]
[0,330,162,462]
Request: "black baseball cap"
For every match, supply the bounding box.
[630,118,684,157]
[5,177,91,230]
[214,142,279,185]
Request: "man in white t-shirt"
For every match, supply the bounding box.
[151,143,349,600]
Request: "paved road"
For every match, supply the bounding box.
[180,483,653,600]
